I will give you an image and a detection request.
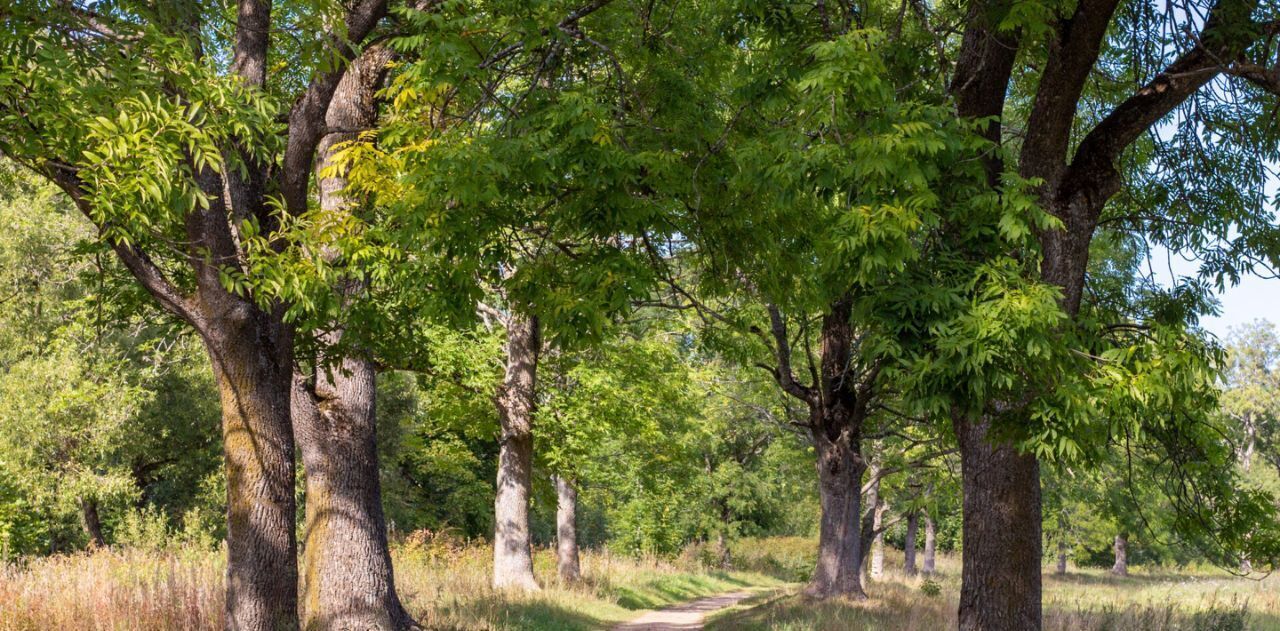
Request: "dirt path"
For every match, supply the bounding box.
[610,590,757,631]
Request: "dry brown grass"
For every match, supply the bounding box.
[0,535,780,631]
[3,537,1276,630]
[709,548,1279,631]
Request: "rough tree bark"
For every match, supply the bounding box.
[922,512,936,576]
[809,429,867,598]
[204,307,299,631]
[1111,534,1128,577]
[954,415,1042,631]
[946,2,1262,628]
[493,313,542,591]
[773,299,876,600]
[904,511,919,577]
[554,475,582,583]
[290,43,419,631]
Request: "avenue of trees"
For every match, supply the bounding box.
[2,1,1280,630]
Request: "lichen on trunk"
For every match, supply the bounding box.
[205,322,299,631]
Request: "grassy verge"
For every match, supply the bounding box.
[0,536,784,631]
[5,535,1273,631]
[707,546,1277,631]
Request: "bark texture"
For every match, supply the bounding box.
[788,299,876,600]
[292,44,419,631]
[922,513,936,576]
[808,432,867,599]
[554,476,582,583]
[903,511,919,577]
[1111,534,1128,577]
[954,415,1042,631]
[1056,538,1069,575]
[206,321,299,631]
[293,362,414,631]
[493,314,541,591]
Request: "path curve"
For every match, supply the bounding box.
[610,590,756,631]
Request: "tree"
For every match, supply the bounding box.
[934,3,1280,627]
[0,164,221,557]
[1222,321,1280,478]
[0,2,419,627]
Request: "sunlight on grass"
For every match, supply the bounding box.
[708,547,1278,631]
[0,535,782,631]
[2,537,1276,631]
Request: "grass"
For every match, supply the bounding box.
[0,531,783,631]
[2,535,1276,630]
[709,542,1279,631]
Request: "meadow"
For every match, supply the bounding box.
[1,535,1275,630]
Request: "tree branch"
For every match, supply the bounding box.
[280,0,391,216]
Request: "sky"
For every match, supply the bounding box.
[1148,246,1278,340]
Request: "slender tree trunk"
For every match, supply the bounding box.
[493,314,541,591]
[955,414,1042,631]
[554,475,581,583]
[205,326,299,631]
[859,462,880,586]
[922,512,936,576]
[903,511,919,577]
[1111,534,1128,577]
[79,498,106,549]
[291,45,419,631]
[805,430,868,599]
[870,501,887,579]
[1056,539,1068,575]
[716,502,733,569]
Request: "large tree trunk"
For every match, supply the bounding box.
[206,325,299,631]
[903,511,919,577]
[955,414,1042,631]
[293,360,417,630]
[554,475,581,583]
[493,314,541,591]
[79,498,106,549]
[922,512,936,576]
[1111,534,1128,577]
[291,44,419,630]
[805,430,868,599]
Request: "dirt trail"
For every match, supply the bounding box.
[610,590,757,631]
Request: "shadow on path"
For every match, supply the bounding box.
[611,591,756,631]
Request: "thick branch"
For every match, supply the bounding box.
[1065,0,1263,189]
[950,2,1021,182]
[1018,0,1121,183]
[40,165,204,331]
[280,0,390,216]
[231,0,272,87]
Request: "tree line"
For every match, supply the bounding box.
[2,1,1280,630]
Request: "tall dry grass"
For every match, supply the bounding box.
[0,532,780,631]
[0,546,223,631]
[4,535,1276,630]
[709,543,1279,631]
